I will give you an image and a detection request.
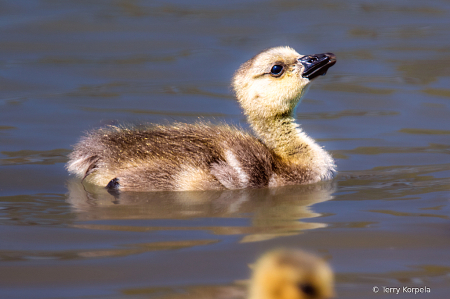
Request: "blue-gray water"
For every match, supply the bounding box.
[1,1,449,298]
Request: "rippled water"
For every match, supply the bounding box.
[1,1,449,298]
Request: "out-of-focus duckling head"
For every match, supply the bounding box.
[248,249,334,299]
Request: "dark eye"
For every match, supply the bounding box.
[270,64,284,76]
[298,283,317,297]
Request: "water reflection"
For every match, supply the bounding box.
[67,179,336,243]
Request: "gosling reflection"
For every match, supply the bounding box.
[66,179,335,243]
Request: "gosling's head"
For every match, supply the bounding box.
[233,46,336,119]
[249,249,335,299]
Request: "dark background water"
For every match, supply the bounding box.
[0,0,449,298]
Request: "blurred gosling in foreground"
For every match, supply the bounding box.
[249,249,334,299]
[67,46,336,191]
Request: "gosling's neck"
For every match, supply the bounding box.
[249,113,305,158]
[248,112,335,181]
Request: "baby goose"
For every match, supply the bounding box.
[249,249,334,299]
[67,46,336,191]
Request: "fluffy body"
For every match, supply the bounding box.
[67,123,330,191]
[67,46,335,191]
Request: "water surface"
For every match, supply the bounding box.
[0,1,449,298]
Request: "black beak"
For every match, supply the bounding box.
[299,53,336,80]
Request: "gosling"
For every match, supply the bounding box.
[67,46,336,192]
[248,249,335,299]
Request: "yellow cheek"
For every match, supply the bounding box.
[279,284,304,299]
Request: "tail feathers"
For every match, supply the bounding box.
[66,154,99,180]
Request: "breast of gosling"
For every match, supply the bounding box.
[67,46,336,192]
[248,249,335,299]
